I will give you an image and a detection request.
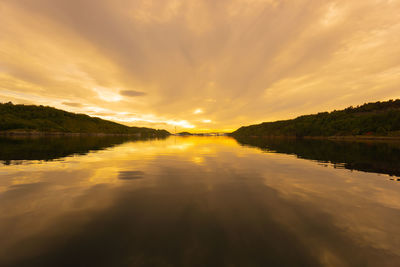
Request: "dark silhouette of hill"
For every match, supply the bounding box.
[231,99,400,138]
[0,102,169,137]
[177,132,193,136]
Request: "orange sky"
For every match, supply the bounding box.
[1,0,400,132]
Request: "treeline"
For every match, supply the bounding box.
[0,102,170,137]
[231,99,400,137]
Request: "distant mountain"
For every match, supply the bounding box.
[177,132,194,136]
[231,99,400,138]
[0,102,170,137]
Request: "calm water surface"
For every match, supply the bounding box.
[1,136,400,266]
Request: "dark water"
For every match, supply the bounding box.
[1,136,400,267]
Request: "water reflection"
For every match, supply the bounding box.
[234,136,400,178]
[118,171,145,180]
[1,136,400,266]
[0,135,167,165]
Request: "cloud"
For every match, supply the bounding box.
[1,0,400,132]
[119,90,147,97]
[62,102,83,107]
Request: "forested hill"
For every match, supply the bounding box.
[231,99,400,138]
[0,102,170,136]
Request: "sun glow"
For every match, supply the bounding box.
[194,108,203,114]
[1,0,399,132]
[97,114,195,129]
[93,87,122,102]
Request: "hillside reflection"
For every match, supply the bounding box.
[0,136,166,165]
[234,137,400,177]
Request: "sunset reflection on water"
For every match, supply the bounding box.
[1,136,400,266]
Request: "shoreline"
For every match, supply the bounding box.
[2,131,399,141]
[231,135,400,141]
[0,131,158,137]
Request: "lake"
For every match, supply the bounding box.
[1,136,400,266]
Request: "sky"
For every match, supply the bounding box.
[1,0,400,132]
